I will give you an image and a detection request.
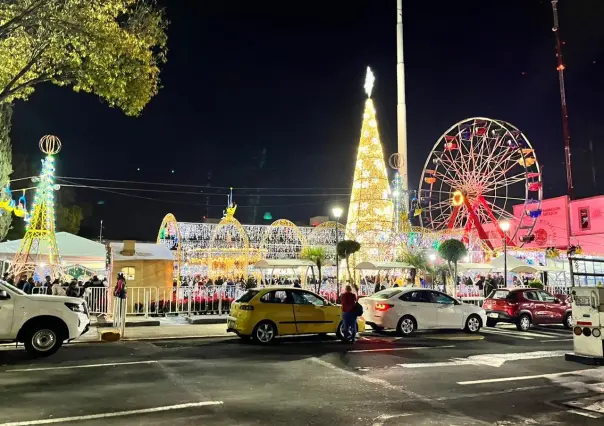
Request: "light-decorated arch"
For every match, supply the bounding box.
[260,219,308,260]
[157,213,181,282]
[208,214,251,278]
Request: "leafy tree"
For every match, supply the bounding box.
[0,0,168,116]
[437,239,467,294]
[0,103,12,240]
[301,246,327,293]
[56,204,84,234]
[336,240,361,290]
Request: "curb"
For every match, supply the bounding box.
[71,334,237,344]
[95,321,161,328]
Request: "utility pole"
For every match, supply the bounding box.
[551,0,574,199]
[396,0,409,192]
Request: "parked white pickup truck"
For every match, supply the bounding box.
[0,280,90,357]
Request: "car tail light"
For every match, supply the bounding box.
[240,305,254,311]
[375,303,393,312]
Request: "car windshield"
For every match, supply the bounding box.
[370,289,403,300]
[0,280,25,296]
[236,290,259,303]
[490,290,510,299]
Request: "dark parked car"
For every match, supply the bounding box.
[482,288,572,331]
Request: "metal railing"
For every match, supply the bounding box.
[26,282,574,316]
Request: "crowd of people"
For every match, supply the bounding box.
[3,272,107,297]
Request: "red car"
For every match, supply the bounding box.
[482,288,572,331]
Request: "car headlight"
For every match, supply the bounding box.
[65,302,85,313]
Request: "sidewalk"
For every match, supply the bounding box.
[78,315,233,343]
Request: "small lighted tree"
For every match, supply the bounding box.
[437,239,467,295]
[301,246,326,293]
[337,240,361,290]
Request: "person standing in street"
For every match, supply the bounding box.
[340,285,358,343]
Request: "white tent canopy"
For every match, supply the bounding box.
[489,254,544,274]
[458,262,493,272]
[253,259,315,269]
[0,232,106,270]
[355,261,413,270]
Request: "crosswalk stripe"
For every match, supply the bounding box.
[480,329,534,340]
[481,326,571,340]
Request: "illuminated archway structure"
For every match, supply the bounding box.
[158,216,342,280]
[260,219,308,260]
[157,213,181,282]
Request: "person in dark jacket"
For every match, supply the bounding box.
[340,285,358,343]
[66,279,80,297]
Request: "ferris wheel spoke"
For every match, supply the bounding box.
[482,173,527,194]
[475,140,518,179]
[479,151,523,185]
[432,169,461,190]
[483,199,516,221]
[482,193,527,202]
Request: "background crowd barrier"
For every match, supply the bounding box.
[25,282,572,317]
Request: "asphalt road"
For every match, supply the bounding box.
[1,324,603,426]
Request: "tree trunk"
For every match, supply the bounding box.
[410,268,417,285]
[345,255,356,291]
[316,260,322,293]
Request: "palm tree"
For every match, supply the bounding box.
[401,250,429,285]
[337,240,361,291]
[301,246,327,293]
[437,239,467,294]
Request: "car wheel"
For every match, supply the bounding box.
[253,321,277,344]
[486,319,498,328]
[397,316,416,337]
[563,312,573,329]
[24,326,63,357]
[516,314,531,331]
[464,315,482,333]
[337,321,354,342]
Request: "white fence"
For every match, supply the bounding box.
[28,282,572,316]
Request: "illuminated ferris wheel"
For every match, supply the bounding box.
[418,117,543,249]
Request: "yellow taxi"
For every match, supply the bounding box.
[227,287,365,344]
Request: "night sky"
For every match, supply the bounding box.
[8,0,604,241]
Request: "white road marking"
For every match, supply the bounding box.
[398,350,568,369]
[458,370,583,385]
[0,401,224,426]
[567,409,600,418]
[372,413,413,426]
[348,345,454,353]
[480,329,534,340]
[7,360,157,373]
[540,338,572,343]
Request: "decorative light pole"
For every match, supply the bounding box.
[500,221,510,288]
[332,207,343,294]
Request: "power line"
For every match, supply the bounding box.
[57,176,350,191]
[56,182,348,197]
[57,178,349,209]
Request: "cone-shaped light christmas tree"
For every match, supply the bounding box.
[346,67,393,262]
[10,136,63,279]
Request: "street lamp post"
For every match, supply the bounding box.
[332,207,343,295]
[500,221,510,288]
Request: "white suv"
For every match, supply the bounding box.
[0,280,91,357]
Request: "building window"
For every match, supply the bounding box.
[121,267,135,280]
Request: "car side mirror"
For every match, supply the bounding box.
[0,290,9,300]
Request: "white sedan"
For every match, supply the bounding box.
[359,288,487,336]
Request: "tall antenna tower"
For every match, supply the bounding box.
[551,0,574,199]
